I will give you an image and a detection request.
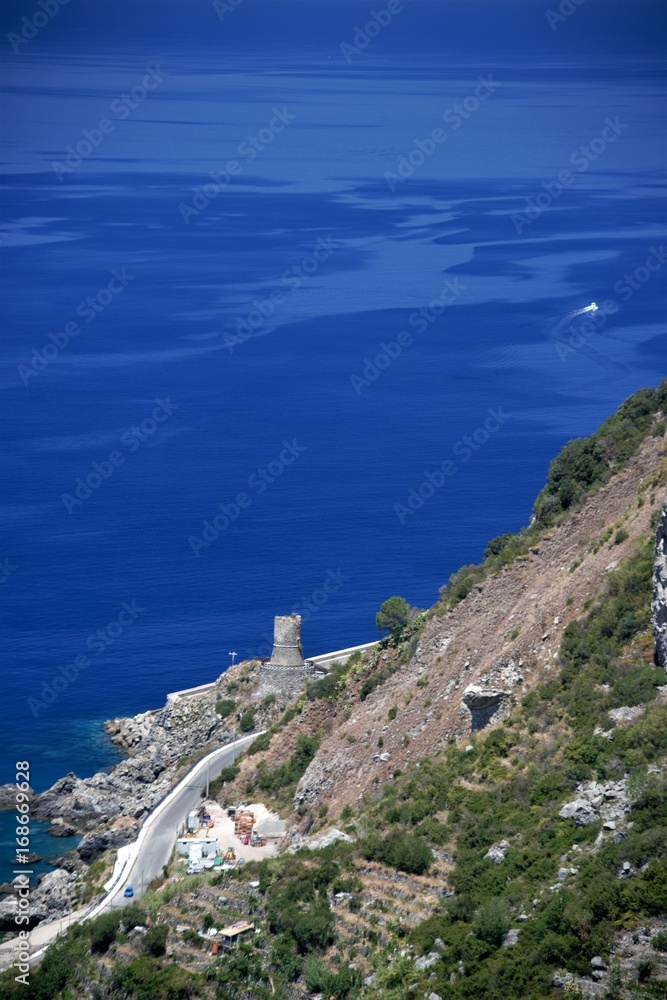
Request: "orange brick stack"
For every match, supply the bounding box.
[234,811,255,838]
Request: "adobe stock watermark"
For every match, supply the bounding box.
[510,117,628,234]
[188,439,305,556]
[178,107,296,223]
[7,0,69,55]
[545,0,587,31]
[213,0,244,21]
[61,398,179,513]
[0,559,18,584]
[51,66,167,180]
[245,568,351,661]
[340,0,413,63]
[223,236,340,352]
[556,246,667,362]
[349,276,466,395]
[393,407,511,524]
[27,601,144,717]
[385,76,501,192]
[17,267,135,386]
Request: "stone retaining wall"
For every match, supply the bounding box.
[257,663,314,700]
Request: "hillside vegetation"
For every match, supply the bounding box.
[2,382,666,1000]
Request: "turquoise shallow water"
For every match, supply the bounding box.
[0,812,80,890]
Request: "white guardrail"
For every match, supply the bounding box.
[28,732,262,964]
[26,639,380,964]
[166,640,378,703]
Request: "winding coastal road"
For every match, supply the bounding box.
[0,732,260,971]
[104,731,259,910]
[0,641,377,973]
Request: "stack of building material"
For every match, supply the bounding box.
[234,811,255,839]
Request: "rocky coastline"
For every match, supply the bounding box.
[2,484,666,937]
[0,659,272,931]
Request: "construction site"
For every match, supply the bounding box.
[177,800,286,871]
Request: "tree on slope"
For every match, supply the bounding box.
[376,596,412,636]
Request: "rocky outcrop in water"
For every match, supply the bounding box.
[653,498,667,669]
[0,660,275,930]
[0,785,33,810]
[31,681,251,832]
[32,754,170,830]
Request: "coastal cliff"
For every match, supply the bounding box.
[2,382,666,999]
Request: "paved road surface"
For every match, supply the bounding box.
[106,734,252,908]
[0,732,258,971]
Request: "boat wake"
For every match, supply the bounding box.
[553,302,598,335]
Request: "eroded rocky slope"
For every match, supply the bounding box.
[225,432,667,828]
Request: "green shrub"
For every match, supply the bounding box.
[637,957,655,982]
[121,903,148,928]
[304,957,361,997]
[484,532,518,560]
[256,733,320,796]
[614,528,629,545]
[239,710,255,732]
[442,563,484,605]
[651,930,667,952]
[142,923,168,957]
[3,932,86,1000]
[247,732,272,755]
[533,381,666,528]
[207,764,239,797]
[262,858,337,960]
[88,910,121,953]
[473,898,512,946]
[280,705,299,726]
[362,832,432,875]
[110,957,203,999]
[182,927,205,949]
[215,698,236,718]
[306,672,340,700]
[360,659,403,701]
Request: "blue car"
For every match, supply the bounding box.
[123,886,134,898]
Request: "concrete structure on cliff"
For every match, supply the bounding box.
[257,615,315,700]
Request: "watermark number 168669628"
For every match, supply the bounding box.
[13,761,32,985]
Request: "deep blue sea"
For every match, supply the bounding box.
[0,1,665,881]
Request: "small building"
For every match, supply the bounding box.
[176,836,218,859]
[186,811,199,833]
[219,921,255,948]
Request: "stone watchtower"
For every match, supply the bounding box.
[257,615,314,700]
